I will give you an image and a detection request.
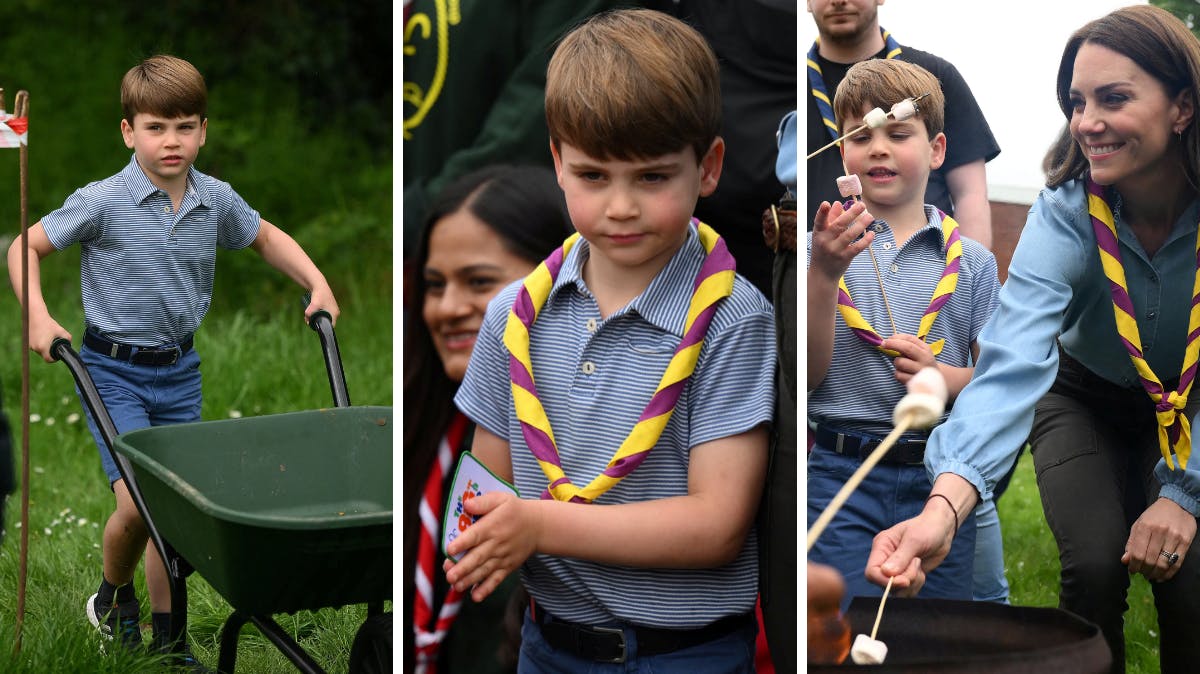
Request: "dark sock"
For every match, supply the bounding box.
[97,577,135,606]
[151,612,173,647]
[114,581,136,605]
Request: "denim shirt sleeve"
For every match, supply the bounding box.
[925,185,1086,500]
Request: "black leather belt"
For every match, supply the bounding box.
[534,609,753,663]
[812,424,926,465]
[84,331,193,366]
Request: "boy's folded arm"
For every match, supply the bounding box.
[534,425,769,568]
[447,425,768,602]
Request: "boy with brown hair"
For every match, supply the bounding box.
[7,54,339,668]
[447,8,776,671]
[807,58,999,606]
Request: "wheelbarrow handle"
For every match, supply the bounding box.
[301,294,351,408]
[50,336,193,641]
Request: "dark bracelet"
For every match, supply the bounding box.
[926,493,959,531]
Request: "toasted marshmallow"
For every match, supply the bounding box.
[837,174,862,198]
[864,107,888,128]
[851,633,888,665]
[893,367,949,428]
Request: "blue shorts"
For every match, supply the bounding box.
[78,344,202,486]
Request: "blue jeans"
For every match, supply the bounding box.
[79,344,202,485]
[517,610,756,674]
[807,445,976,611]
[971,498,1010,602]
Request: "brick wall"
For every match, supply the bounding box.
[989,200,1031,283]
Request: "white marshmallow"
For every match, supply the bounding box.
[891,98,917,121]
[864,107,888,128]
[893,392,945,428]
[837,174,862,198]
[893,368,948,428]
[851,633,889,665]
[907,366,949,402]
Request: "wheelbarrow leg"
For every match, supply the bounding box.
[217,611,249,674]
[218,610,327,674]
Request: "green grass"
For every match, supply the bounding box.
[0,275,392,671]
[999,450,1160,674]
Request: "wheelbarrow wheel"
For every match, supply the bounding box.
[349,612,392,674]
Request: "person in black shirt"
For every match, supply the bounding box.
[806,0,999,248]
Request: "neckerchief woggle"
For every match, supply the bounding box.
[836,209,961,357]
[808,27,902,143]
[1087,178,1200,470]
[504,220,735,503]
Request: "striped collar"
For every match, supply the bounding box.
[547,221,711,337]
[120,154,210,208]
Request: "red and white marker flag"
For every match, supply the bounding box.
[0,110,28,147]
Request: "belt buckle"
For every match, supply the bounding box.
[133,346,179,366]
[591,625,627,664]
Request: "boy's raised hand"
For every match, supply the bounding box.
[810,199,875,283]
[881,334,937,384]
[443,490,542,603]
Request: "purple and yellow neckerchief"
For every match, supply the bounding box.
[835,209,961,357]
[807,27,902,143]
[1087,178,1199,470]
[503,220,735,503]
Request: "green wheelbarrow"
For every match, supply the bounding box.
[52,311,391,673]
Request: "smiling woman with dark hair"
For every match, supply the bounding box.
[866,6,1200,671]
[402,164,572,674]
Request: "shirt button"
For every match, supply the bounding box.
[882,242,892,250]
[163,206,171,213]
[1147,311,1156,319]
[585,318,597,332]
[890,263,899,273]
[581,361,596,375]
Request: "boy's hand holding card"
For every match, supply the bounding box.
[441,450,520,562]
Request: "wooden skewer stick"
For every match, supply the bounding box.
[807,93,930,161]
[807,409,918,551]
[842,158,897,335]
[871,576,894,641]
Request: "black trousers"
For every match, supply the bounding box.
[1030,351,1200,674]
[758,250,796,674]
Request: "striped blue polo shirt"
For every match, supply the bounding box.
[41,155,261,345]
[807,205,1000,438]
[456,222,776,629]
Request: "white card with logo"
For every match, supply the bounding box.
[441,450,520,562]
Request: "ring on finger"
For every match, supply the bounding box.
[1160,549,1180,566]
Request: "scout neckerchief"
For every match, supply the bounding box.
[412,412,469,674]
[1087,178,1200,470]
[808,27,902,142]
[505,221,735,503]
[836,209,961,357]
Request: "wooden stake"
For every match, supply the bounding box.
[13,88,29,656]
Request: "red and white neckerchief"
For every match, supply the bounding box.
[413,413,470,674]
